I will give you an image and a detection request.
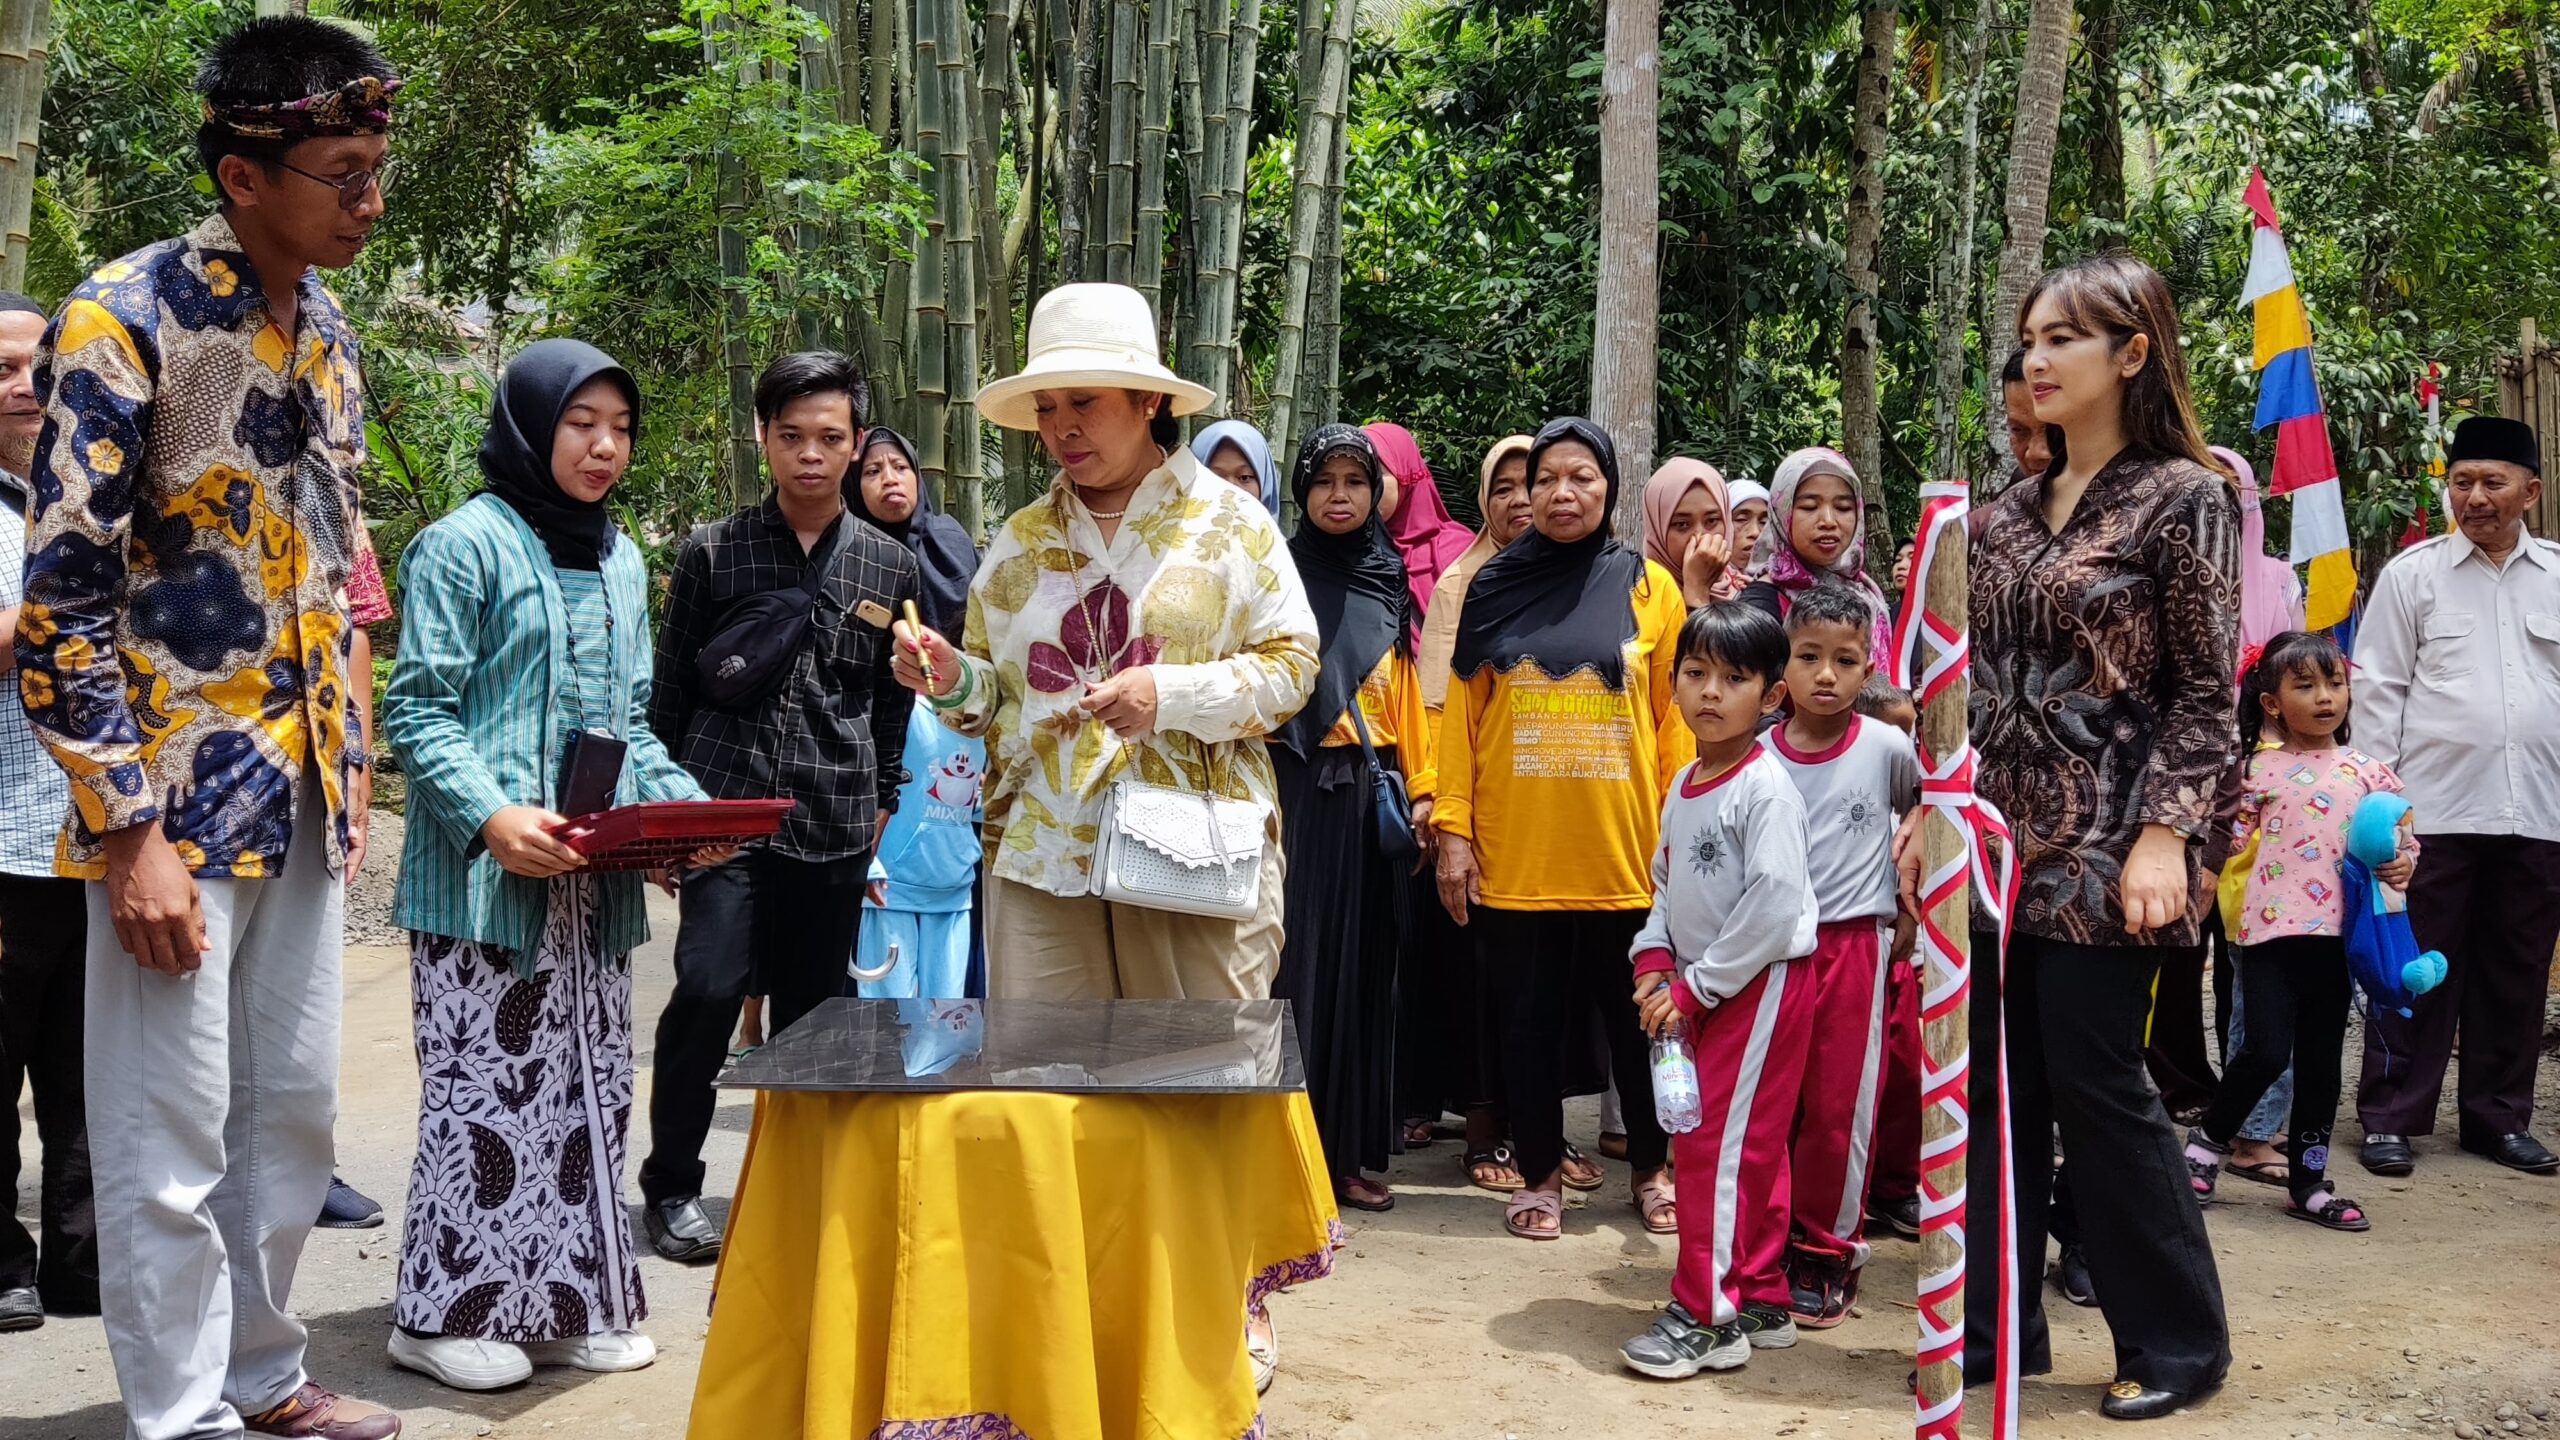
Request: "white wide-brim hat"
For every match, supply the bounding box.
[978,282,1216,432]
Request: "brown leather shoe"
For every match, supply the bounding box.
[242,1384,402,1440]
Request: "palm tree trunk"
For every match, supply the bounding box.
[1983,0,2073,487]
[1931,0,1994,486]
[1840,2,1897,537]
[1264,0,1358,458]
[1594,0,1662,534]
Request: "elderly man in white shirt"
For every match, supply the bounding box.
[2350,415,2560,1178]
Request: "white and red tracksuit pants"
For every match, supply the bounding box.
[1866,951,1923,1212]
[1670,958,1814,1327]
[1787,917,1893,1271]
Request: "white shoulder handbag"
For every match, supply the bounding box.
[1093,762,1270,921]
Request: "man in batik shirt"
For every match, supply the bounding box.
[15,17,405,1439]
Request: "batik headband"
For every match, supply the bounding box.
[203,75,402,140]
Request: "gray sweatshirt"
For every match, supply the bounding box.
[1631,750,1822,1016]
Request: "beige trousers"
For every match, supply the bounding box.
[986,847,1286,1000]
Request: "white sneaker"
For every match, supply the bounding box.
[520,1329,658,1373]
[387,1329,534,1391]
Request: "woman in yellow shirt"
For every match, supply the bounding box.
[1272,425,1435,1214]
[1433,417,1694,1240]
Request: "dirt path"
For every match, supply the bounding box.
[10,880,2560,1438]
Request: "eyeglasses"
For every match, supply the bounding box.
[276,158,399,213]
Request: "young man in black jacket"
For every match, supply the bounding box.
[638,351,920,1262]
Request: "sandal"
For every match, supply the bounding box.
[1560,1142,1606,1192]
[1337,1176,1394,1213]
[2285,1189,2371,1233]
[2224,1157,2290,1188]
[2182,1129,2227,1203]
[1463,1143,1523,1194]
[1402,1118,1438,1149]
[1505,1188,1564,1241]
[1632,1170,1678,1235]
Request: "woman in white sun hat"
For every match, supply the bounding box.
[890,282,1318,1000]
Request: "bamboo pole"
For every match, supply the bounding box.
[1264,0,1357,457]
[0,0,48,292]
[1181,0,1228,397]
[1134,0,1176,313]
[707,11,761,506]
[1912,488,1972,1433]
[911,0,952,499]
[1311,107,1348,428]
[1008,0,1046,514]
[938,0,983,534]
[1175,0,1207,342]
[1103,0,1141,285]
[972,0,1017,384]
[1060,0,1099,283]
[1929,0,1993,484]
[1214,0,1262,408]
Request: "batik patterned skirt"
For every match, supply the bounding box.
[395,879,645,1340]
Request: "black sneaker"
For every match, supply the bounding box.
[1865,1194,1922,1241]
[1621,1302,1749,1378]
[2055,1242,2097,1308]
[1737,1300,1799,1349]
[1788,1254,1857,1329]
[316,1175,385,1230]
[0,1286,41,1332]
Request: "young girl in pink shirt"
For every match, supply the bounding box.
[2185,631,2417,1231]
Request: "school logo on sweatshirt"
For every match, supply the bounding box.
[1689,830,1728,877]
[1834,793,1885,836]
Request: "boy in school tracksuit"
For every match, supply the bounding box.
[1621,606,1821,1378]
[1764,586,1920,1328]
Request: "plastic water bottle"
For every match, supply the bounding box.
[1651,1019,1703,1134]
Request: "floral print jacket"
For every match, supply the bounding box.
[942,449,1319,896]
[1970,449,2241,948]
[15,214,376,879]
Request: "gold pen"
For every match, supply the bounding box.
[901,598,935,692]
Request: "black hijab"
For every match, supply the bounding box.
[1449,416,1647,688]
[1277,424,1409,762]
[851,426,980,635]
[477,338,638,571]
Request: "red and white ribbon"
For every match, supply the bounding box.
[1892,482,2023,1440]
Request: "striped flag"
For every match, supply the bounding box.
[2240,168,2355,630]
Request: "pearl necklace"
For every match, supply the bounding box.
[1085,507,1128,521]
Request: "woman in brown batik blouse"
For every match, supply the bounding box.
[1965,254,2237,1422]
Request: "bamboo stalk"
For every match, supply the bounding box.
[1264,0,1358,456]
[1176,0,1206,336]
[938,0,983,534]
[0,0,48,292]
[1180,0,1226,396]
[911,0,952,499]
[1215,0,1263,408]
[1103,0,1140,285]
[973,0,1016,376]
[1010,0,1050,512]
[881,0,915,436]
[1311,102,1347,428]
[1060,0,1099,282]
[796,4,841,350]
[1134,0,1176,312]
[1914,482,1972,1431]
[707,10,760,506]
[1929,0,1994,484]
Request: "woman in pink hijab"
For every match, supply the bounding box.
[1367,422,1476,641]
[1639,457,1736,608]
[2214,444,2303,664]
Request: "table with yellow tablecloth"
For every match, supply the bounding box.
[686,1082,1338,1440]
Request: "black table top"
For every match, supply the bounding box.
[716,998,1306,1094]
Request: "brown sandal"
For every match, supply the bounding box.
[1505,1188,1564,1240]
[1633,1170,1678,1234]
[1462,1143,1524,1193]
[1559,1142,1606,1192]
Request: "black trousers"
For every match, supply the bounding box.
[1473,906,1665,1186]
[2358,833,2560,1139]
[641,850,867,1206]
[0,874,98,1310]
[2201,935,2348,1201]
[2143,943,2219,1117]
[1967,934,2230,1394]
